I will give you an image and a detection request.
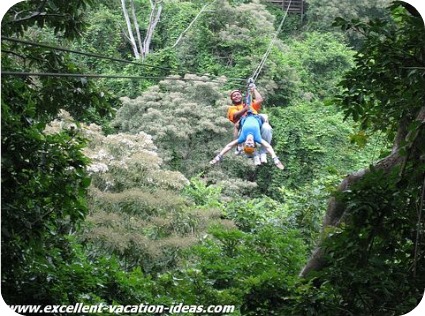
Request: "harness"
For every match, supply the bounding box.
[239,113,264,130]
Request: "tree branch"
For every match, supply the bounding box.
[300,105,425,277]
[142,2,162,59]
[130,0,144,59]
[120,0,140,59]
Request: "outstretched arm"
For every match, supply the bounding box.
[210,139,239,165]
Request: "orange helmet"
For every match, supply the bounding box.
[243,145,256,155]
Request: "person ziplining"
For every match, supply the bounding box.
[211,2,292,169]
[226,80,273,165]
[210,109,284,170]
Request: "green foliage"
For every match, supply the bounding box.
[173,0,286,91]
[277,176,340,250]
[1,120,92,303]
[7,234,163,311]
[74,4,123,62]
[182,223,307,310]
[334,5,425,142]
[243,30,356,107]
[241,167,424,315]
[1,0,96,40]
[1,0,114,305]
[222,196,290,232]
[282,31,355,101]
[246,277,341,316]
[1,44,114,124]
[157,1,202,48]
[182,177,223,208]
[305,0,392,44]
[308,166,424,315]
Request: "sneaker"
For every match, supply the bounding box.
[273,157,284,170]
[260,153,267,163]
[254,155,261,166]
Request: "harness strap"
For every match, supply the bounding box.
[245,77,254,111]
[239,114,263,130]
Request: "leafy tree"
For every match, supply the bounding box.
[253,98,382,200]
[1,0,113,304]
[43,112,232,275]
[72,117,214,273]
[305,0,392,34]
[113,74,228,170]
[280,31,355,101]
[170,223,307,314]
[286,2,425,314]
[173,0,295,96]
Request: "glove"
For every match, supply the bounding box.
[248,77,256,90]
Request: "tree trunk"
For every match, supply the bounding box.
[142,2,162,59]
[130,0,144,58]
[121,0,140,59]
[299,106,425,277]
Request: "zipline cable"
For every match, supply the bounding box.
[3,0,294,86]
[1,36,169,70]
[1,36,246,83]
[251,0,292,82]
[172,0,217,48]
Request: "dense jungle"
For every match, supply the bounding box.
[1,0,425,315]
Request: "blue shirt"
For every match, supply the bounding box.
[237,115,263,144]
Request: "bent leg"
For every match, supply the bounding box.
[260,139,284,170]
[260,120,272,156]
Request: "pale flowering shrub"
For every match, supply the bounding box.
[44,111,230,273]
[113,74,231,177]
[82,126,189,192]
[86,162,109,174]
[44,109,79,135]
[44,111,236,273]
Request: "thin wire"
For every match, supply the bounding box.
[1,36,246,83]
[1,36,168,70]
[172,0,217,48]
[251,0,292,82]
[1,70,243,84]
